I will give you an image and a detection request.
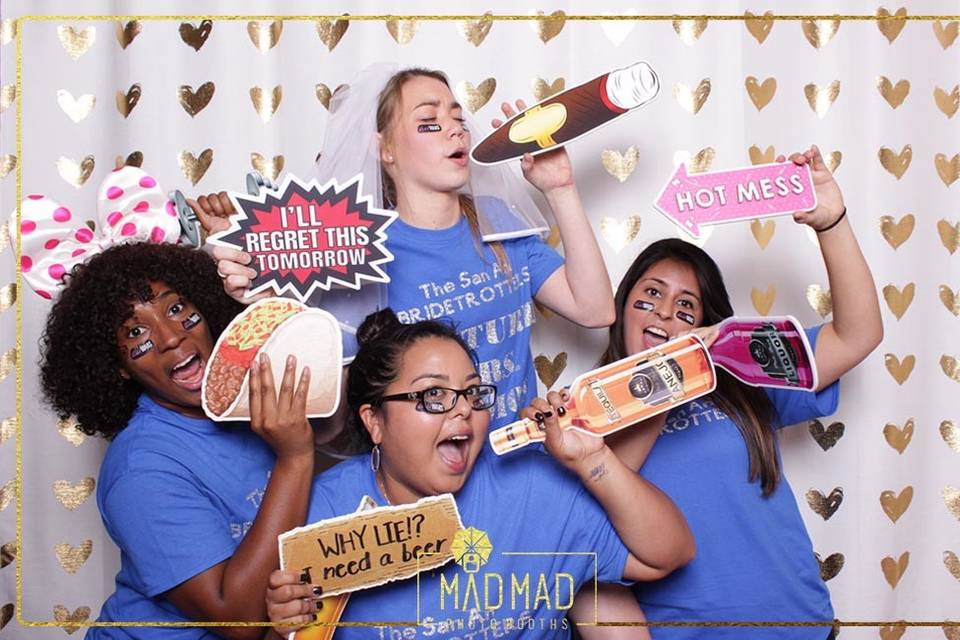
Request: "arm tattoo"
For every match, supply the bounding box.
[588,463,609,483]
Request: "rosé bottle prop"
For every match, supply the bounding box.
[489,334,716,455]
[470,61,660,166]
[709,316,817,391]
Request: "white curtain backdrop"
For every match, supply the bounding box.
[1,1,958,638]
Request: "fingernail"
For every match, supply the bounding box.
[250,360,258,372]
[543,410,553,419]
[313,585,323,597]
[287,355,295,367]
[534,412,544,423]
[557,406,566,417]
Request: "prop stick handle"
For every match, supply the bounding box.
[488,407,574,455]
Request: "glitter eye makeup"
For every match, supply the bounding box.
[634,300,655,312]
[417,123,442,133]
[676,310,696,325]
[182,312,202,330]
[130,340,155,360]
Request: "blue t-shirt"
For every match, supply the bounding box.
[87,395,277,639]
[633,326,840,639]
[305,448,629,639]
[384,215,563,430]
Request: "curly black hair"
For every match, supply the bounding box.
[40,242,244,439]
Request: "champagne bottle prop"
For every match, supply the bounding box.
[709,316,817,391]
[489,334,716,455]
[470,61,660,166]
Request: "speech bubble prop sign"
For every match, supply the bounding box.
[654,161,818,237]
[208,173,397,302]
[279,494,463,598]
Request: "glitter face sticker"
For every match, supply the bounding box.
[130,339,155,360]
[676,310,696,325]
[417,123,442,133]
[634,299,655,312]
[182,312,202,330]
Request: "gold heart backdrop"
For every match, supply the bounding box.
[1,2,959,637]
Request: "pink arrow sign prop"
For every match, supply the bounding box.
[653,161,818,237]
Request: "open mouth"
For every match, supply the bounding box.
[170,353,204,392]
[447,149,468,166]
[642,326,670,350]
[437,433,471,473]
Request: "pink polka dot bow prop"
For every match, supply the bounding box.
[15,166,182,299]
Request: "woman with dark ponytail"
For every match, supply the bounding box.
[590,147,883,639]
[264,308,695,639]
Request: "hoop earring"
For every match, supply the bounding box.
[370,444,381,472]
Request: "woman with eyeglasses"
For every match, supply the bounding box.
[262,308,694,638]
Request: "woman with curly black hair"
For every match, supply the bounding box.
[40,242,317,640]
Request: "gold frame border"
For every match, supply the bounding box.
[10,11,960,632]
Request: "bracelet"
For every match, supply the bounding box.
[815,207,847,233]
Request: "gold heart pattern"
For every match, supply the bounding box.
[940,286,960,316]
[535,352,567,388]
[689,147,715,174]
[934,20,959,49]
[0,283,15,314]
[808,420,844,451]
[600,216,642,254]
[1,541,15,569]
[179,20,212,51]
[57,25,96,60]
[115,83,141,118]
[879,145,912,179]
[115,20,140,49]
[749,145,775,165]
[57,90,95,123]
[881,551,909,588]
[1,19,16,46]
[877,7,908,43]
[936,153,960,187]
[882,283,914,320]
[805,487,843,520]
[315,83,332,110]
[0,416,14,446]
[0,84,13,113]
[823,151,842,174]
[814,552,844,581]
[251,153,284,182]
[744,11,774,44]
[456,79,496,114]
[943,550,960,584]
[459,13,493,46]
[248,20,282,52]
[750,219,775,249]
[879,214,914,249]
[56,155,95,189]
[386,19,418,45]
[672,19,708,45]
[877,76,910,109]
[178,82,215,117]
[533,11,566,44]
[939,219,960,254]
[53,605,91,635]
[57,416,86,447]
[804,81,840,118]
[533,77,565,101]
[935,85,960,118]
[115,151,143,170]
[802,19,840,49]
[880,623,906,640]
[53,478,95,511]
[315,16,349,51]
[884,353,915,385]
[0,348,16,382]
[941,355,960,383]
[745,77,776,111]
[601,147,639,183]
[943,625,960,640]
[0,479,12,512]
[250,85,282,122]
[179,149,213,186]
[806,284,832,317]
[546,225,561,249]
[880,486,913,523]
[674,79,711,114]
[750,286,776,316]
[941,420,960,453]
[55,540,93,575]
[883,418,914,454]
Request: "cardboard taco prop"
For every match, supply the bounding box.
[202,298,343,421]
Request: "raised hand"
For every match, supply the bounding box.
[187,191,235,236]
[248,353,314,462]
[777,145,845,231]
[265,569,319,636]
[491,99,574,194]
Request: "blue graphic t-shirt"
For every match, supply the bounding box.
[385,215,563,430]
[633,325,840,639]
[87,395,277,640]
[305,448,629,639]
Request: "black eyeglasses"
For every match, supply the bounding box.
[380,384,497,414]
